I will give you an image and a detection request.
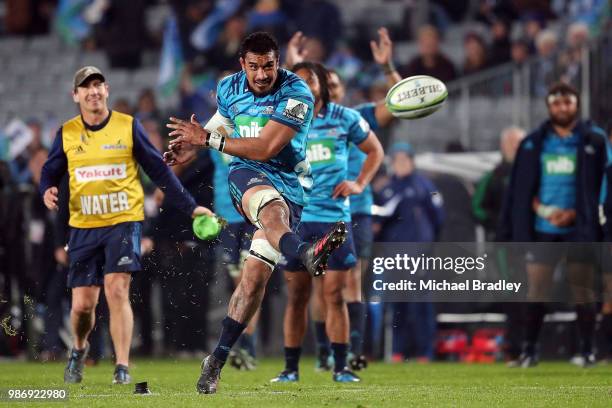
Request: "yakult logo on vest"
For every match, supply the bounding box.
[74,164,127,183]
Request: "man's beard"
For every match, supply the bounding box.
[550,111,578,128]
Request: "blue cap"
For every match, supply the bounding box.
[389,142,415,157]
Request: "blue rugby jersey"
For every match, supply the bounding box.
[216,69,315,207]
[301,102,370,222]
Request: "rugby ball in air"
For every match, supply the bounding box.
[385,75,448,119]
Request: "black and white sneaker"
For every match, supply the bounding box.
[196,355,223,394]
[301,221,347,277]
[64,343,90,384]
[112,364,131,384]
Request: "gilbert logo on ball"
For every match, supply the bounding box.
[193,215,223,240]
[385,75,448,119]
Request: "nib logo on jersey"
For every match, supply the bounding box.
[235,116,269,138]
[306,140,335,165]
[543,154,576,175]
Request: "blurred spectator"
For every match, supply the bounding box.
[462,32,489,76]
[5,0,56,35]
[289,0,342,54]
[535,29,558,58]
[8,119,44,185]
[170,0,215,63]
[512,2,554,20]
[246,0,290,43]
[521,13,547,53]
[206,14,246,72]
[532,29,559,96]
[134,89,162,123]
[112,98,133,115]
[375,142,444,363]
[510,38,530,65]
[474,0,516,26]
[94,0,147,68]
[553,0,609,33]
[188,0,242,54]
[559,22,590,86]
[178,67,217,123]
[472,127,526,239]
[499,82,606,367]
[398,25,457,83]
[375,143,444,243]
[302,37,328,63]
[488,17,512,66]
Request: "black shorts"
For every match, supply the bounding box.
[67,222,142,288]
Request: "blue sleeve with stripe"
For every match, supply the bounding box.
[39,128,67,196]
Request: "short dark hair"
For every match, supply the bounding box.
[239,31,279,59]
[292,61,330,108]
[546,81,580,104]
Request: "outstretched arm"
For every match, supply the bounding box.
[165,114,297,163]
[371,27,402,89]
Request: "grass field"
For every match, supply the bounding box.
[1,358,611,407]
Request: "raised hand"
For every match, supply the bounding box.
[285,31,308,68]
[370,27,393,66]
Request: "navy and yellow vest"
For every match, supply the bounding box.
[62,111,144,228]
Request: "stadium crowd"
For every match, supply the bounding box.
[1,0,612,371]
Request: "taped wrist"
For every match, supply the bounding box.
[206,131,226,151]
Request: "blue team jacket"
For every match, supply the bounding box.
[499,119,610,242]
